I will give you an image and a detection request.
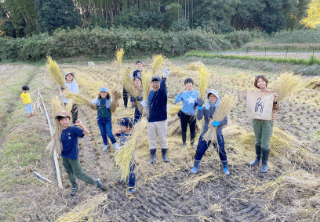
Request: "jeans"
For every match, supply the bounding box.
[194,134,227,164]
[180,111,196,144]
[97,117,117,145]
[134,107,142,124]
[25,103,32,114]
[128,163,135,187]
[123,87,128,107]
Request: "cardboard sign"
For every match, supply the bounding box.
[246,92,274,120]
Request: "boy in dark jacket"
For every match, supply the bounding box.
[191,90,230,175]
[141,68,169,164]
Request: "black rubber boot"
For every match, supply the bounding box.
[261,149,269,173]
[150,149,156,164]
[162,149,169,162]
[249,145,261,166]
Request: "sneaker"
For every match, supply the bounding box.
[70,186,78,196]
[96,178,105,191]
[191,143,196,149]
[113,143,119,151]
[103,144,109,152]
[127,187,136,194]
[181,143,186,148]
[223,165,230,175]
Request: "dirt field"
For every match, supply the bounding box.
[0,58,320,222]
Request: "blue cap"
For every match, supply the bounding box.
[118,117,133,128]
[100,87,108,92]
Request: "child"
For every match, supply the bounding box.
[132,60,143,78]
[91,87,119,152]
[114,117,136,194]
[174,78,199,148]
[131,77,143,124]
[141,68,170,164]
[191,90,230,175]
[247,75,279,173]
[20,85,34,118]
[61,71,79,124]
[56,112,105,196]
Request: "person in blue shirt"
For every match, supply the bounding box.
[191,90,230,175]
[56,112,105,196]
[90,87,119,152]
[141,68,170,164]
[175,78,199,149]
[114,117,136,194]
[131,77,143,124]
[61,71,79,124]
[132,60,143,79]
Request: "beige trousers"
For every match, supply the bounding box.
[148,120,168,149]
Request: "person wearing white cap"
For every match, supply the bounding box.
[61,71,79,124]
[90,87,119,151]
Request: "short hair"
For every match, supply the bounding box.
[22,85,29,90]
[134,77,142,82]
[254,75,268,89]
[184,78,194,85]
[136,60,142,64]
[57,116,71,121]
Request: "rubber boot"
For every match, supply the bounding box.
[162,149,169,162]
[249,145,261,166]
[150,149,156,164]
[191,159,201,174]
[181,132,187,147]
[261,149,269,173]
[222,163,230,175]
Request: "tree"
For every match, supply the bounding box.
[301,0,320,28]
[35,0,80,33]
[164,3,182,29]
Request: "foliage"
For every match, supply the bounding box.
[269,28,320,43]
[170,17,189,32]
[164,3,182,29]
[301,0,320,28]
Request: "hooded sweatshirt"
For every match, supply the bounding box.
[62,73,79,103]
[197,90,227,136]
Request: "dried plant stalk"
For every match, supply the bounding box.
[63,91,91,106]
[203,95,235,143]
[152,55,165,75]
[199,64,209,98]
[179,172,214,194]
[120,68,138,99]
[115,48,124,72]
[110,88,121,113]
[186,61,203,71]
[47,56,65,88]
[51,97,64,154]
[142,70,152,100]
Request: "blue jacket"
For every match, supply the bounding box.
[148,78,167,122]
[175,89,199,116]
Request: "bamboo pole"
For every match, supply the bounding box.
[38,88,63,189]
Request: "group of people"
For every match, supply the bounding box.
[21,60,279,196]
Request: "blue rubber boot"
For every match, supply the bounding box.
[150,149,156,164]
[162,149,170,162]
[191,160,201,174]
[261,149,269,173]
[223,164,230,175]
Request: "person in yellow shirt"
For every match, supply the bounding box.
[20,85,34,118]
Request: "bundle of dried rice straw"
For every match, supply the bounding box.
[120,67,138,98]
[178,172,214,194]
[199,64,209,98]
[47,56,65,88]
[110,88,121,113]
[115,118,148,180]
[186,61,203,71]
[203,95,235,143]
[306,77,320,89]
[152,55,164,75]
[63,91,91,106]
[169,105,181,116]
[271,72,303,102]
[115,48,124,72]
[142,70,152,100]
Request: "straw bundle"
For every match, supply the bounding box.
[186,62,203,71]
[120,68,138,99]
[152,55,165,75]
[203,95,235,143]
[56,194,106,222]
[47,56,65,88]
[115,118,148,180]
[271,72,303,102]
[115,48,124,72]
[169,105,181,116]
[50,97,65,154]
[62,91,91,106]
[142,70,152,100]
[199,64,209,98]
[167,118,181,135]
[110,88,121,113]
[306,77,320,89]
[178,172,214,194]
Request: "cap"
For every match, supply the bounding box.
[118,117,133,128]
[100,87,108,92]
[55,111,71,120]
[151,76,160,82]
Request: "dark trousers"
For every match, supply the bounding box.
[195,134,227,164]
[64,103,78,124]
[62,157,95,187]
[123,87,128,108]
[128,163,135,187]
[180,112,196,144]
[134,107,142,124]
[97,117,117,145]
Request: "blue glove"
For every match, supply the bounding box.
[163,68,169,78]
[212,120,220,127]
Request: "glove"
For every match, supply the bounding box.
[197,98,204,107]
[212,120,220,127]
[163,68,169,78]
[141,100,149,107]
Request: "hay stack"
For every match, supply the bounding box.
[203,95,235,143]
[47,56,65,88]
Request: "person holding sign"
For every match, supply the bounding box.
[245,75,279,173]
